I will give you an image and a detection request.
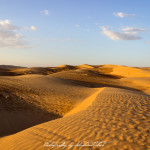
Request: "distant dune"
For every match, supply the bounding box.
[78,64,94,69]
[0,65,26,69]
[0,64,150,149]
[106,65,150,77]
[141,67,150,71]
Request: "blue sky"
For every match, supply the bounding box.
[0,0,150,67]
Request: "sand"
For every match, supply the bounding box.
[0,64,150,150]
[105,65,150,77]
[0,75,96,136]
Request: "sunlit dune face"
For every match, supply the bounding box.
[0,64,150,149]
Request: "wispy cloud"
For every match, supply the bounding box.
[24,26,37,31]
[121,27,147,32]
[41,10,49,15]
[0,19,29,48]
[0,19,19,30]
[101,26,141,40]
[30,26,37,31]
[113,12,136,18]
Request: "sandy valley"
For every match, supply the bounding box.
[0,64,150,150]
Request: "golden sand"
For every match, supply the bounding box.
[0,64,150,150]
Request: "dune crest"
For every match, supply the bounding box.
[65,88,103,116]
[79,64,94,69]
[0,64,150,149]
[0,87,150,150]
[106,65,150,77]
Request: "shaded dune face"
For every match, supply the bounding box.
[0,89,61,137]
[0,64,150,78]
[0,65,78,76]
[0,68,17,76]
[51,69,144,93]
[0,87,150,150]
[0,75,96,137]
[0,64,150,149]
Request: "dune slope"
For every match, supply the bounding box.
[0,64,150,150]
[0,87,150,150]
[103,65,150,77]
[0,75,96,137]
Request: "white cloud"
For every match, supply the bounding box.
[44,10,49,15]
[75,24,80,27]
[113,12,136,18]
[30,26,37,31]
[0,19,19,30]
[41,10,49,15]
[121,27,147,32]
[0,29,28,48]
[101,26,141,40]
[24,26,37,31]
[0,19,28,48]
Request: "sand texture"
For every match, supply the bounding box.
[0,64,150,150]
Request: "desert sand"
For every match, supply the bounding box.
[0,64,150,150]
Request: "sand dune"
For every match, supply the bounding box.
[103,65,150,77]
[57,64,77,69]
[141,67,150,71]
[0,68,17,76]
[0,87,149,150]
[78,64,94,69]
[0,65,78,76]
[0,64,150,149]
[0,75,96,136]
[120,77,150,95]
[0,65,26,69]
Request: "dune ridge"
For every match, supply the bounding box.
[0,75,96,137]
[65,88,103,116]
[0,87,150,150]
[106,65,150,77]
[0,64,150,149]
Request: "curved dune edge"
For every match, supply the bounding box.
[0,87,150,150]
[111,65,150,77]
[65,88,104,116]
[0,75,97,137]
